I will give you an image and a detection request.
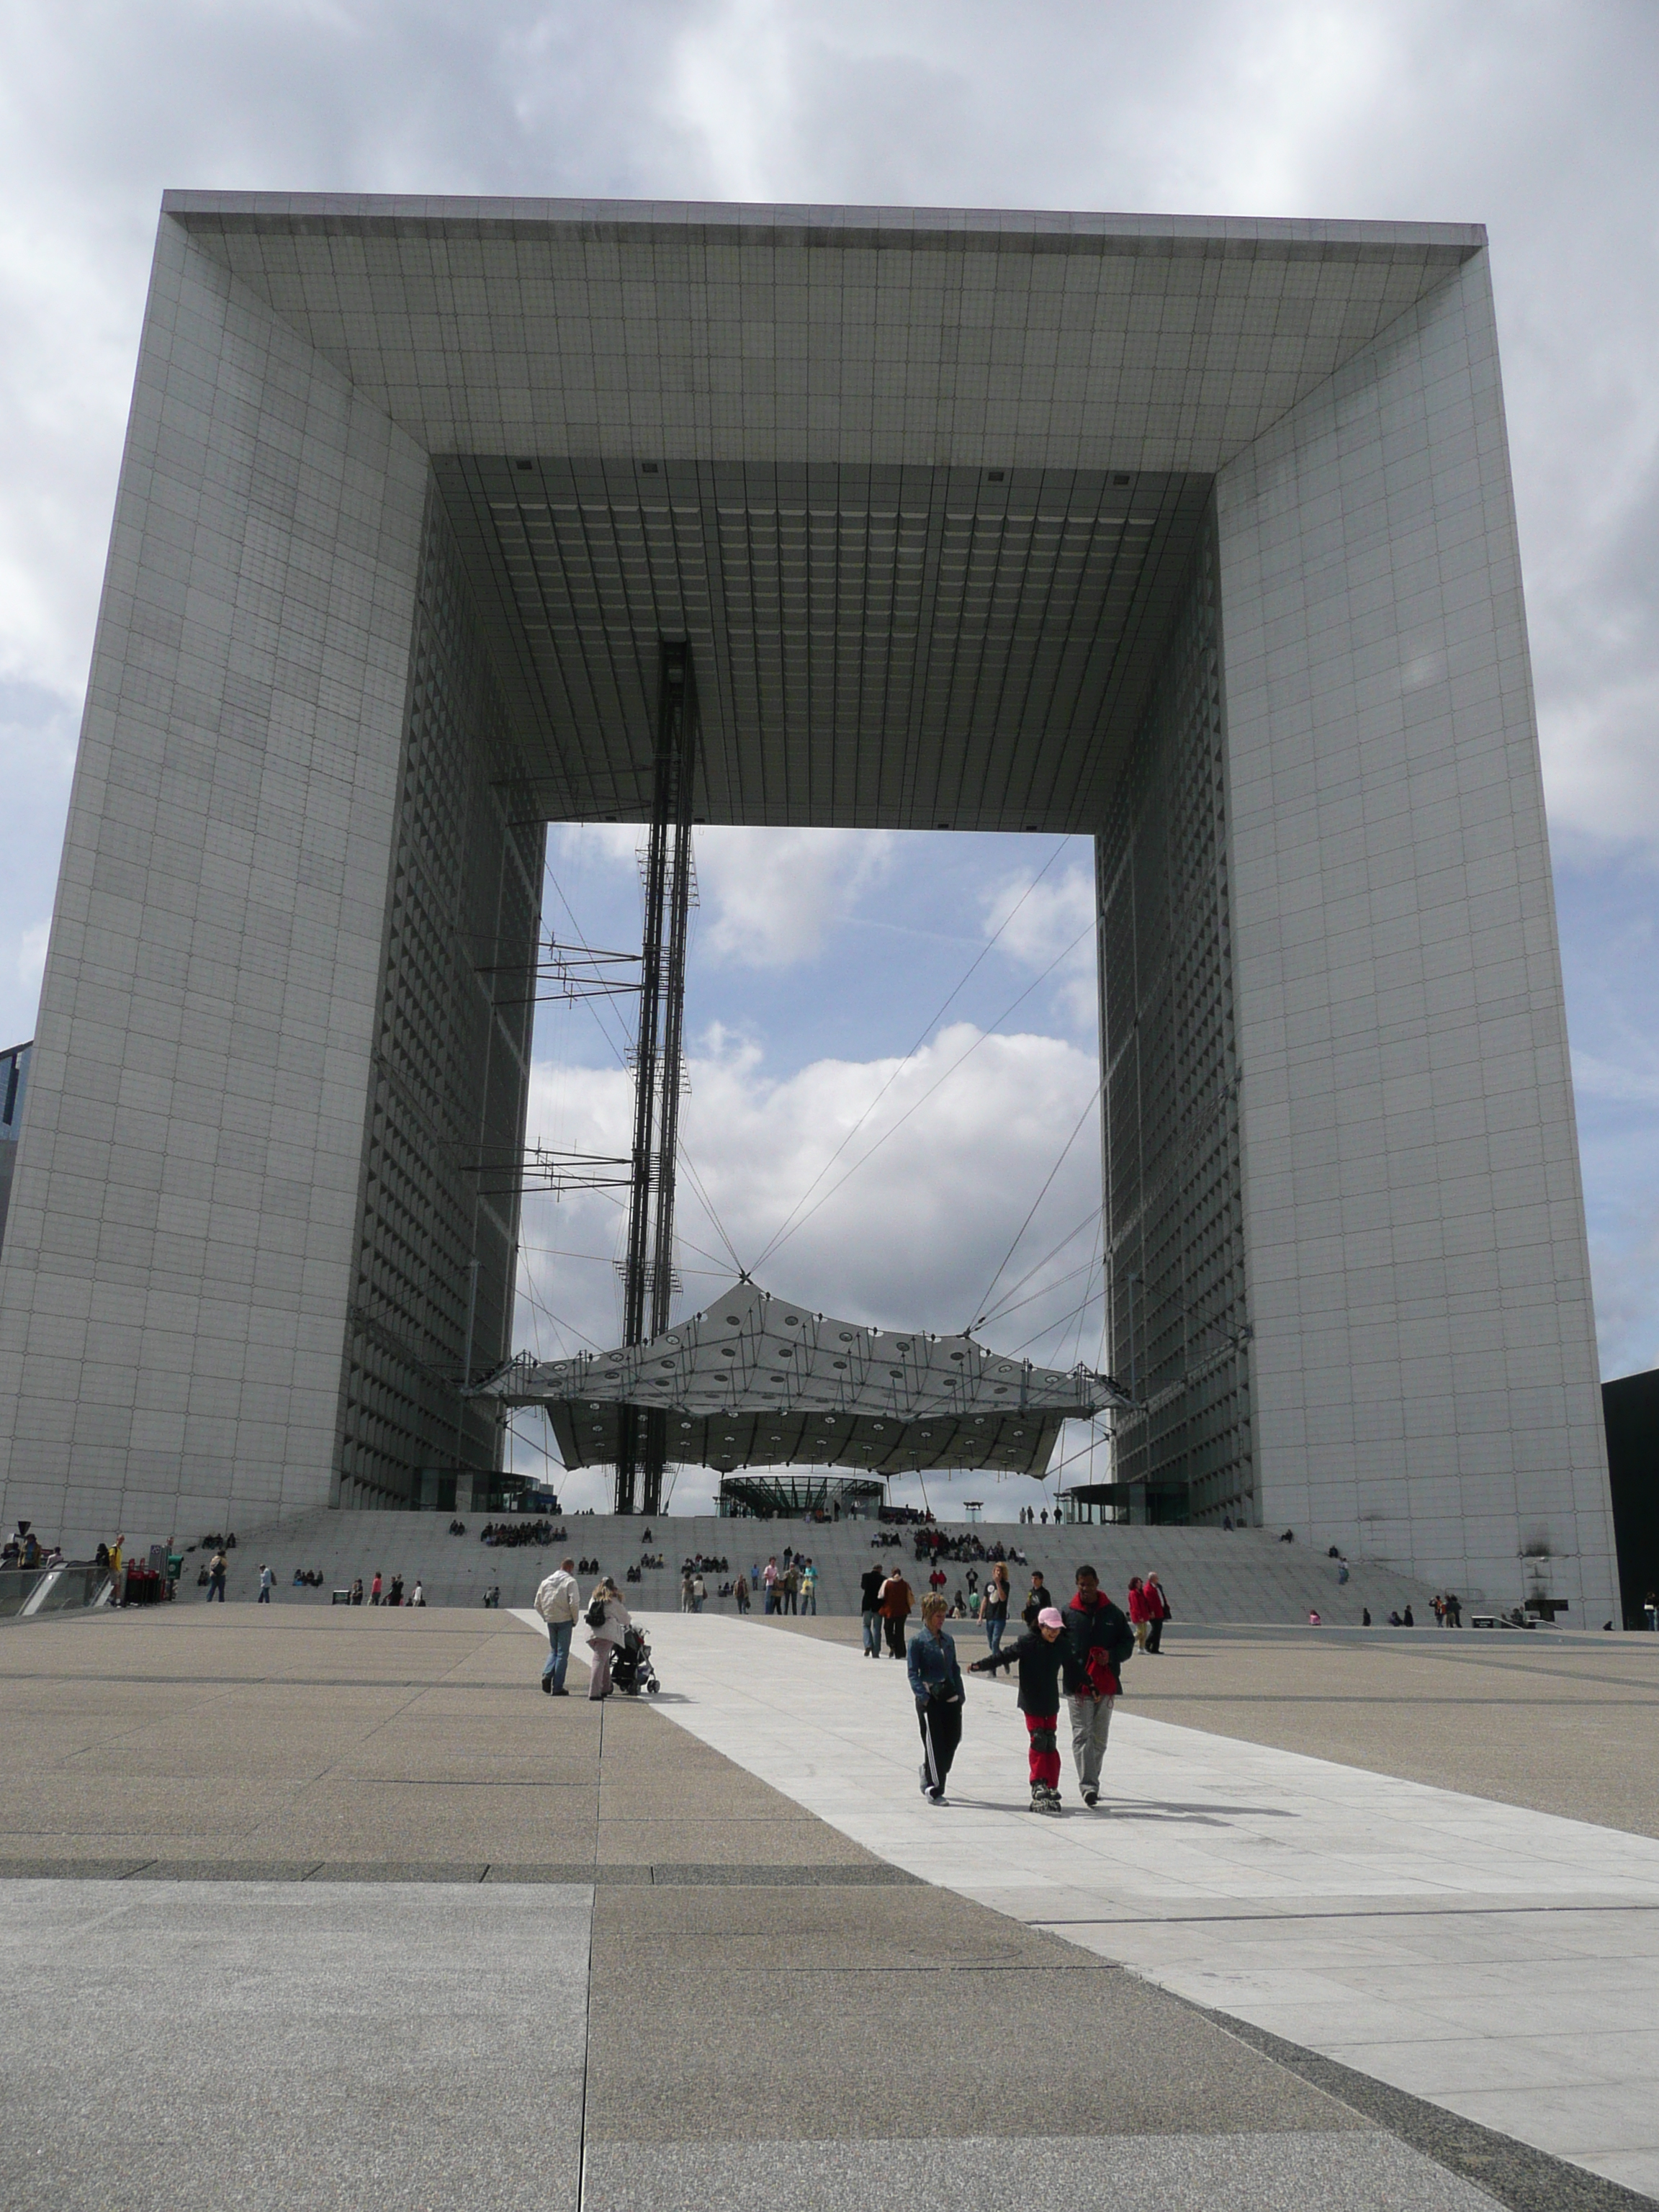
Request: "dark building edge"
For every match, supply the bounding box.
[331,477,544,1511]
[1601,1370,1659,1627]
[1096,498,1252,1526]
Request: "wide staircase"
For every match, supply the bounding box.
[198,1506,1442,1627]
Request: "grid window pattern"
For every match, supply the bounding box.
[336,489,544,1508]
[440,459,1212,833]
[1100,510,1251,1523]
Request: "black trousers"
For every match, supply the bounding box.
[917,1699,962,1793]
[1146,1616,1164,1653]
[884,1614,905,1657]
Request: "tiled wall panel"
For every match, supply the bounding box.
[1215,251,1619,1623]
[0,220,431,1550]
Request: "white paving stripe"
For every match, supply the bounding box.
[534,1611,1659,2197]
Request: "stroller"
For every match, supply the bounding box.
[609,1624,661,1696]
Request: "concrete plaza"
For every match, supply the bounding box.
[1,1604,1654,2208]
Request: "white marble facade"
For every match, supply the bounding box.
[1217,256,1616,1622]
[0,219,432,1548]
[0,197,1619,1622]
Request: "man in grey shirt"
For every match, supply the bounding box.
[536,1558,580,1696]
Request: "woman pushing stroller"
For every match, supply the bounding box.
[584,1577,630,1701]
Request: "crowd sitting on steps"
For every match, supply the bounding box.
[479,1519,567,1548]
[911,1529,1028,1568]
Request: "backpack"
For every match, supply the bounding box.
[586,1596,610,1631]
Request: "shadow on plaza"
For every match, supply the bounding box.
[943,1795,1297,1824]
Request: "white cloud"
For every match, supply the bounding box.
[1588,1211,1659,1382]
[983,861,1097,1027]
[695,827,895,966]
[549,821,897,969]
[14,924,48,996]
[1571,1048,1659,1107]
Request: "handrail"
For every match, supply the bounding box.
[0,1562,111,1619]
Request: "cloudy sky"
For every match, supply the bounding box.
[1,1,1656,1510]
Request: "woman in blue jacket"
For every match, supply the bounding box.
[907,1593,965,1803]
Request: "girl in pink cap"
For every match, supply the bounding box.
[969,1605,1071,1814]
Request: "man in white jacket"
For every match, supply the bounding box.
[535,1557,580,1696]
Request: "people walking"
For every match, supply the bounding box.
[907,1594,965,1803]
[257,1564,273,1605]
[971,1604,1070,1812]
[734,1572,751,1615]
[410,1579,426,1607]
[801,1560,818,1614]
[536,1556,580,1695]
[584,1578,629,1701]
[860,1561,885,1656]
[1143,1573,1169,1654]
[370,1571,382,1606]
[1021,1569,1053,1629]
[680,1568,696,1613]
[206,1548,228,1602]
[1128,1575,1148,1650]
[1063,1566,1134,1808]
[763,1557,779,1614]
[880,1568,914,1658]
[983,1563,1010,1655]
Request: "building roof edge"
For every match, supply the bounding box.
[158,189,1486,255]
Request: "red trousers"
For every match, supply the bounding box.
[1025,1712,1060,1789]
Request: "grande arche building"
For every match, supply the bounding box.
[0,193,1621,1623]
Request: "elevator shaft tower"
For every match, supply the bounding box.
[615,642,698,1515]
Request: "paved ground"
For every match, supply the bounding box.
[755,1612,1659,1835]
[634,1611,1659,2201]
[1,1604,1652,2210]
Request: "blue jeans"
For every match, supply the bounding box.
[985,1614,1005,1654]
[542,1621,573,1689]
[862,1610,881,1655]
[803,1591,817,1614]
[207,1578,225,1602]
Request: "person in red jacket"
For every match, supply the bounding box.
[1127,1575,1150,1651]
[879,1570,914,1660]
[1064,1567,1135,1808]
